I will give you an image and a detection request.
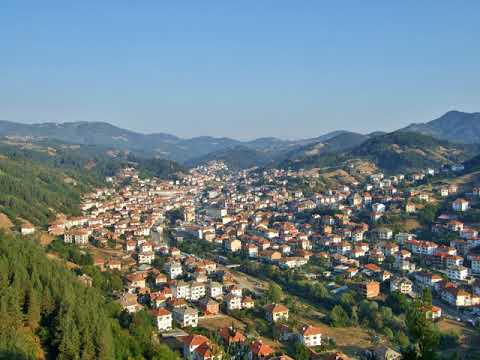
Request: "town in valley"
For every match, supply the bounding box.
[22,157,480,360]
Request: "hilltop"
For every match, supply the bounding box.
[402,110,480,144]
[281,131,477,173]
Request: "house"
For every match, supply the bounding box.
[21,224,35,236]
[299,325,322,347]
[226,285,243,298]
[224,238,242,253]
[224,294,242,311]
[125,240,136,252]
[173,306,198,328]
[359,281,380,299]
[408,240,438,255]
[382,242,399,256]
[264,303,289,323]
[208,281,223,299]
[372,203,386,213]
[452,198,469,212]
[390,277,413,294]
[440,187,449,197]
[447,220,464,232]
[376,228,393,240]
[395,232,415,244]
[152,308,172,331]
[405,202,416,213]
[118,293,141,313]
[423,305,442,321]
[219,326,246,346]
[190,282,207,301]
[447,265,469,281]
[126,273,146,289]
[199,297,220,315]
[172,281,191,299]
[440,287,476,307]
[155,273,168,285]
[242,296,255,309]
[64,228,89,245]
[471,256,480,274]
[181,334,209,359]
[249,340,273,360]
[413,272,443,288]
[244,243,258,258]
[78,273,93,287]
[138,251,155,264]
[106,259,122,271]
[164,261,183,279]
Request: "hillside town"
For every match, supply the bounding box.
[38,160,480,360]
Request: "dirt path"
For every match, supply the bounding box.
[0,212,13,232]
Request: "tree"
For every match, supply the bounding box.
[56,312,81,360]
[383,327,394,341]
[330,305,349,327]
[292,341,310,360]
[405,300,439,360]
[25,287,41,331]
[153,344,180,360]
[422,288,432,307]
[397,331,410,349]
[266,283,283,303]
[418,204,439,226]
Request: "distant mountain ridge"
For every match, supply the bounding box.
[0,119,351,164]
[1,110,479,168]
[402,110,480,144]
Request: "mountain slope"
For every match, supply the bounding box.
[0,120,357,164]
[185,145,273,170]
[0,120,236,163]
[280,131,476,173]
[350,131,473,172]
[278,132,369,170]
[0,139,184,226]
[0,232,180,360]
[402,110,480,144]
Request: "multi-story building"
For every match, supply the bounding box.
[173,306,198,328]
[447,265,469,281]
[153,308,172,331]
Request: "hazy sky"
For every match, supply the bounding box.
[1,1,479,139]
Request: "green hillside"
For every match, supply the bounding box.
[185,145,273,170]
[350,132,474,172]
[0,139,184,226]
[280,131,476,173]
[0,232,179,360]
[0,156,85,226]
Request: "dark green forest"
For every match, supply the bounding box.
[0,156,84,226]
[0,232,179,360]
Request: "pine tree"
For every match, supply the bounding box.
[25,287,41,331]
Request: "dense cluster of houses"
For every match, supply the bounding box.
[53,160,480,359]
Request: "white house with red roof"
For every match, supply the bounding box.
[153,308,172,331]
[299,325,322,347]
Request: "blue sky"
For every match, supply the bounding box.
[1,1,479,139]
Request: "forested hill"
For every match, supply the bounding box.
[0,232,180,360]
[350,131,475,172]
[0,139,184,227]
[280,131,476,173]
[184,145,274,170]
[0,155,85,227]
